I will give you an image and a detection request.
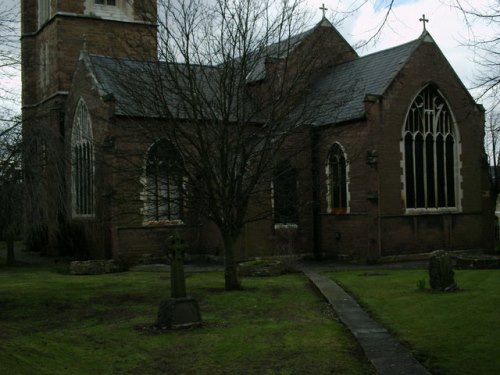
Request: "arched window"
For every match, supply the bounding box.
[72,99,94,217]
[273,160,298,224]
[143,139,184,223]
[403,85,459,210]
[326,143,348,214]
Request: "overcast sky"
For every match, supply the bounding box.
[306,0,495,105]
[1,0,496,112]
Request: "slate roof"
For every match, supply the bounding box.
[83,28,426,125]
[87,54,226,118]
[246,18,357,83]
[245,28,313,82]
[299,36,422,126]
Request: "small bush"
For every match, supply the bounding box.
[416,278,426,291]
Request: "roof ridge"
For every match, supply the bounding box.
[358,37,421,60]
[87,54,220,70]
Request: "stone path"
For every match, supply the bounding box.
[302,269,431,375]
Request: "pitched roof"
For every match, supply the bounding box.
[246,18,357,83]
[86,54,231,119]
[300,36,422,126]
[82,28,428,124]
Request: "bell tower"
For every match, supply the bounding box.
[21,0,157,108]
[21,0,157,254]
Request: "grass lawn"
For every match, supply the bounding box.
[0,265,375,375]
[329,269,500,375]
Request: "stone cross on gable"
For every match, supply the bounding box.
[320,4,327,18]
[419,14,429,31]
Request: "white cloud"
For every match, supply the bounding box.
[305,0,495,108]
[3,0,495,112]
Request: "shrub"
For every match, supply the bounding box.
[416,278,426,291]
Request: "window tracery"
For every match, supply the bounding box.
[403,85,459,210]
[72,99,94,217]
[142,139,184,223]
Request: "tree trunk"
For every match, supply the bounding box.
[223,233,241,291]
[6,238,15,266]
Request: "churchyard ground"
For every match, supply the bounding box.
[0,260,374,375]
[330,269,500,375]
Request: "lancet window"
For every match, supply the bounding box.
[326,143,348,214]
[72,100,95,217]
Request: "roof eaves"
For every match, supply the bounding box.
[312,113,367,128]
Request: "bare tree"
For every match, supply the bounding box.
[0,116,22,265]
[156,0,308,290]
[100,0,356,290]
[485,111,500,191]
[0,2,21,265]
[448,0,500,107]
[0,2,19,112]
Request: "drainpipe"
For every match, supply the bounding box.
[309,126,322,260]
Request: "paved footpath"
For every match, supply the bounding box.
[302,269,431,375]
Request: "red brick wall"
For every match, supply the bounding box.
[310,38,490,260]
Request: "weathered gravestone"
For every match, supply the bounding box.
[429,250,458,291]
[156,232,202,329]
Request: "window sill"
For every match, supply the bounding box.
[72,214,95,220]
[143,220,184,226]
[327,208,349,215]
[404,208,460,215]
[274,223,298,230]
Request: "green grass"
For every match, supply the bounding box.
[329,269,500,375]
[0,266,374,375]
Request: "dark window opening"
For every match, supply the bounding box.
[273,160,298,224]
[328,143,348,214]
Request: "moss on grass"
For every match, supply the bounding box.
[0,266,374,375]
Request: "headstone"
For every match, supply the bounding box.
[156,232,202,329]
[428,250,457,291]
[157,297,202,330]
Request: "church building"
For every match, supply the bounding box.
[21,0,494,262]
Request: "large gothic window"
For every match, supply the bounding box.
[403,85,459,210]
[326,143,348,214]
[273,160,298,224]
[72,99,94,217]
[143,139,184,223]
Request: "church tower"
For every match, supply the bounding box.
[21,0,157,254]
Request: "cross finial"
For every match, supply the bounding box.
[320,3,327,19]
[419,14,429,31]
